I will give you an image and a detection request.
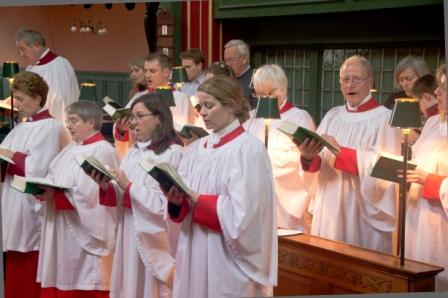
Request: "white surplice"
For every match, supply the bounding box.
[110,142,183,298]
[1,114,64,252]
[37,138,120,290]
[244,106,316,232]
[311,105,401,253]
[173,120,277,298]
[406,116,448,291]
[26,49,80,122]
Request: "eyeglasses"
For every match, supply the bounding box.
[64,117,81,126]
[224,56,239,64]
[339,77,369,86]
[129,113,153,122]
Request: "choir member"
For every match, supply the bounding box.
[165,76,277,298]
[244,64,316,232]
[35,101,120,297]
[95,94,183,297]
[405,63,448,291]
[297,55,401,253]
[0,71,65,298]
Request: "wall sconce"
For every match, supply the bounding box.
[70,18,108,35]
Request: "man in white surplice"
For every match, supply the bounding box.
[16,28,79,122]
[297,55,401,253]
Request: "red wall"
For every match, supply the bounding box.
[0,4,148,72]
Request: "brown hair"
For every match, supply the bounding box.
[131,93,183,154]
[145,52,172,70]
[412,74,437,100]
[206,62,235,79]
[180,48,205,65]
[12,71,48,107]
[198,76,249,123]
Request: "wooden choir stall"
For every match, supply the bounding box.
[275,234,443,296]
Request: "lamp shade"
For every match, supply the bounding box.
[255,97,281,119]
[2,61,19,79]
[171,67,188,85]
[79,82,97,101]
[155,86,176,107]
[389,98,422,128]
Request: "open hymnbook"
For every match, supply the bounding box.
[174,123,209,139]
[277,121,340,155]
[75,154,116,180]
[10,175,71,195]
[102,96,132,120]
[138,158,195,199]
[367,152,418,183]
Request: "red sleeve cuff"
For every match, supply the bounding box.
[122,183,132,209]
[300,155,322,173]
[6,151,27,177]
[54,189,75,211]
[114,126,130,142]
[99,183,117,206]
[169,199,190,223]
[192,195,222,232]
[334,146,358,176]
[423,174,446,201]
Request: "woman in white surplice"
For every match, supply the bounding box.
[94,93,184,298]
[405,64,448,291]
[0,71,65,298]
[244,64,316,232]
[164,76,277,298]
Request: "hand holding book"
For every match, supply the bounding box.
[398,168,428,185]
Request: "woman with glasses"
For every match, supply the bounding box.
[35,101,120,298]
[93,93,183,298]
[164,76,277,298]
[405,64,448,291]
[244,64,316,233]
[0,71,64,298]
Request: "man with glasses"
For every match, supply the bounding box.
[296,55,401,253]
[180,48,207,98]
[224,39,257,109]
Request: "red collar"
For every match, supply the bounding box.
[204,126,245,149]
[82,132,105,145]
[36,50,58,66]
[279,101,294,114]
[27,109,53,122]
[426,104,439,118]
[345,97,380,113]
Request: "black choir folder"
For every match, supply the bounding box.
[174,123,209,139]
[138,159,194,198]
[102,96,132,121]
[368,152,418,183]
[75,154,116,180]
[277,121,340,155]
[10,175,71,195]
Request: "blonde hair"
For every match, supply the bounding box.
[198,76,249,123]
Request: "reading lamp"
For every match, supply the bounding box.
[171,66,188,89]
[155,85,176,107]
[79,82,98,101]
[2,61,19,128]
[389,98,422,266]
[255,96,280,149]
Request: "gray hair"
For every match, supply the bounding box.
[393,56,430,89]
[65,101,103,130]
[253,64,288,96]
[340,55,374,78]
[16,28,46,47]
[224,39,250,61]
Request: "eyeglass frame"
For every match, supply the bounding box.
[339,76,371,86]
[129,113,154,122]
